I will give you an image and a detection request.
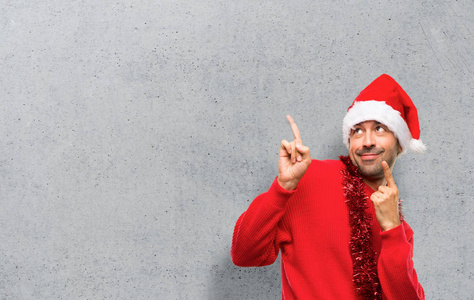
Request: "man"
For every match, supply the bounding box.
[231,74,426,299]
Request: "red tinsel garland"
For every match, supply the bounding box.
[339,155,383,300]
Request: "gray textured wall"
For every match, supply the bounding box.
[1,1,473,299]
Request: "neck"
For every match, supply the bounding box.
[363,177,386,191]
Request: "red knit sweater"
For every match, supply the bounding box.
[231,159,424,299]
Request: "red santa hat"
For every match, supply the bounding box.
[342,74,427,154]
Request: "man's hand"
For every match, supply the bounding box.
[370,161,401,231]
[277,115,311,191]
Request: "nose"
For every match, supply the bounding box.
[362,131,375,148]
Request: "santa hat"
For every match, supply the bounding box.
[342,74,426,154]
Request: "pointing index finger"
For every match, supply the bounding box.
[286,115,302,141]
[382,161,396,187]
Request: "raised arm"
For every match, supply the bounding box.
[231,115,311,266]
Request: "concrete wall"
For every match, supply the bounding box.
[1,1,472,299]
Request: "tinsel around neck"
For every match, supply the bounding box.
[339,155,382,300]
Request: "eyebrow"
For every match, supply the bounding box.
[375,122,390,128]
[354,121,383,127]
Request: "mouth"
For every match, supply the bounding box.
[359,153,380,161]
[356,148,384,161]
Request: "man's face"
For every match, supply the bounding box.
[348,120,401,180]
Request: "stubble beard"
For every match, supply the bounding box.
[352,147,398,180]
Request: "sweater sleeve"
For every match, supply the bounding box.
[231,177,295,267]
[378,221,425,300]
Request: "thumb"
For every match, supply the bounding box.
[295,144,308,152]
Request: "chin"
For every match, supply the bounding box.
[360,169,384,179]
[357,163,384,178]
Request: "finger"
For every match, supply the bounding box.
[377,185,391,194]
[370,192,381,203]
[281,139,292,156]
[296,144,309,161]
[382,161,396,187]
[286,115,302,143]
[296,144,309,154]
[291,141,296,163]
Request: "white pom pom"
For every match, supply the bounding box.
[410,139,427,153]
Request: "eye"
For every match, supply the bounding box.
[352,128,363,135]
[375,125,386,132]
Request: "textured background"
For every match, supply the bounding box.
[1,1,473,299]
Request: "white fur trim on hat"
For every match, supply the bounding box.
[342,100,417,154]
[409,138,427,153]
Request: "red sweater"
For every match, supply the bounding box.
[231,159,424,299]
